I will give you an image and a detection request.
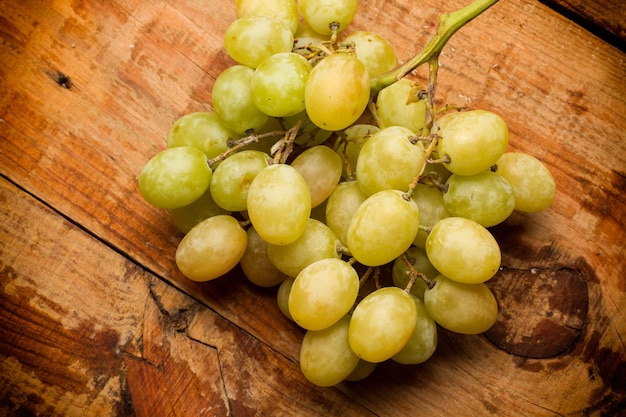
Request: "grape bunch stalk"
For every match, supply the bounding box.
[137,0,557,387]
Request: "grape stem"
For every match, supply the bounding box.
[369,0,500,94]
[401,253,435,292]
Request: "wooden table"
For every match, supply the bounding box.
[1,0,625,415]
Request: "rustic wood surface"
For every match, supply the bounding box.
[1,0,625,416]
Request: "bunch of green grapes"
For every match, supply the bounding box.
[137,0,557,387]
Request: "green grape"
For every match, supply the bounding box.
[267,218,341,277]
[236,0,299,34]
[175,215,247,281]
[425,217,500,284]
[277,276,295,320]
[343,31,398,78]
[424,274,498,334]
[325,181,368,246]
[170,188,230,234]
[347,189,420,266]
[494,152,556,212]
[252,52,312,117]
[288,258,359,331]
[349,287,417,363]
[443,170,515,227]
[283,111,333,147]
[210,150,271,212]
[437,110,509,176]
[247,164,311,245]
[212,65,269,134]
[392,295,437,364]
[376,78,427,134]
[290,145,343,208]
[334,124,380,180]
[355,126,425,196]
[299,0,358,35]
[166,111,236,160]
[344,359,376,382]
[223,15,294,69]
[305,52,370,131]
[299,315,360,387]
[138,146,212,209]
[240,227,289,287]
[293,20,328,52]
[410,183,450,248]
[392,245,439,299]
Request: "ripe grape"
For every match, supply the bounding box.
[175,215,247,281]
[334,124,380,180]
[356,125,425,196]
[443,170,515,227]
[247,164,311,245]
[170,188,230,234]
[343,31,398,78]
[210,150,271,212]
[305,52,370,131]
[425,217,501,284]
[223,15,294,69]
[299,0,358,35]
[424,275,498,334]
[240,227,289,287]
[299,315,360,387]
[252,52,312,117]
[344,359,377,382]
[349,287,417,363]
[235,0,299,34]
[167,111,236,160]
[293,20,328,52]
[410,183,450,248]
[347,189,420,266]
[325,181,368,246]
[392,295,437,364]
[290,145,343,207]
[437,110,509,176]
[494,152,556,212]
[288,258,359,331]
[267,218,341,277]
[277,277,295,321]
[212,65,269,134]
[138,146,212,209]
[392,245,439,299]
[376,78,427,134]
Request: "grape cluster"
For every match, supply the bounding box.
[138,0,556,387]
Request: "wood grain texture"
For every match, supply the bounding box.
[1,0,625,415]
[545,0,626,44]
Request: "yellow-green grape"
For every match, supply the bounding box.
[344,359,377,382]
[212,65,269,134]
[277,276,295,320]
[290,145,343,208]
[355,126,425,196]
[175,215,247,281]
[170,188,230,234]
[247,164,311,245]
[343,31,398,78]
[376,78,427,134]
[240,227,289,287]
[325,181,368,246]
[334,124,380,180]
[289,258,359,331]
[299,0,358,35]
[425,217,501,284]
[392,245,439,299]
[494,152,556,212]
[347,190,420,266]
[223,16,293,69]
[410,183,450,248]
[299,315,360,387]
[235,0,299,34]
[349,287,417,363]
[252,52,312,117]
[138,146,212,209]
[166,111,236,160]
[293,20,328,52]
[283,111,333,147]
[305,53,370,131]
[392,295,437,364]
[443,170,515,227]
[267,218,341,277]
[210,150,271,212]
[437,110,509,176]
[424,275,498,334]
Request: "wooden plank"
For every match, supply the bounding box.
[0,0,625,415]
[0,178,375,416]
